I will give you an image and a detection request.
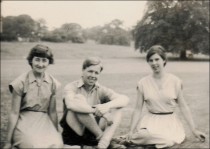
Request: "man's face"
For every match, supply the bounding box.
[82,65,101,87]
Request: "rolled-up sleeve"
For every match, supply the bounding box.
[9,75,25,96]
[99,86,129,107]
[63,82,95,113]
[63,84,77,108]
[50,77,61,96]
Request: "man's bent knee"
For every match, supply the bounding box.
[65,111,85,136]
[109,108,123,125]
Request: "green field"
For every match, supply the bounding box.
[1,42,209,148]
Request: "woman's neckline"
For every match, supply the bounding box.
[150,73,170,90]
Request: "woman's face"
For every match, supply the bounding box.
[31,56,49,74]
[148,53,165,73]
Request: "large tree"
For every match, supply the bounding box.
[1,14,37,41]
[42,23,85,43]
[60,23,85,43]
[83,26,102,41]
[133,0,209,59]
[35,18,48,37]
[98,19,131,46]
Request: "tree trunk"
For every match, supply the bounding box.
[180,50,187,60]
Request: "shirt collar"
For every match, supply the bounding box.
[77,78,100,89]
[28,70,51,83]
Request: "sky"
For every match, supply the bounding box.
[2,1,147,30]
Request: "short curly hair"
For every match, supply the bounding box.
[27,44,54,66]
[146,45,167,66]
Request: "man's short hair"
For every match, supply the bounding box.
[82,57,103,72]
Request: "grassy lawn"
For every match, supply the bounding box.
[1,42,209,148]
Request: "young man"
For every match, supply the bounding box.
[60,57,129,149]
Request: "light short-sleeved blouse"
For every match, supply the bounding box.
[9,70,61,112]
[137,73,182,113]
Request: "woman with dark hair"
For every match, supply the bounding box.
[3,44,63,148]
[115,45,206,148]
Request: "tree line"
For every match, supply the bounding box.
[1,0,209,59]
[1,15,132,46]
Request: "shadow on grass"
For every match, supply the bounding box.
[167,56,210,62]
[131,56,210,62]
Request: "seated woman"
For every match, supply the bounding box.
[115,45,206,148]
[3,44,63,148]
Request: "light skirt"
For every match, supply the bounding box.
[137,112,185,144]
[12,111,63,148]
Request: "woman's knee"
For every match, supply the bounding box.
[17,138,34,148]
[131,129,150,143]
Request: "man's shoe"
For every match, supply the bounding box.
[108,140,126,149]
[82,145,97,149]
[111,137,127,145]
[63,144,81,148]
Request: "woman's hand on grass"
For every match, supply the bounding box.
[192,129,206,142]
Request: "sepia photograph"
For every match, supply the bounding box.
[1,1,209,148]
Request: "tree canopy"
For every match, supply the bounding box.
[133,0,209,59]
[1,14,131,46]
[42,23,85,43]
[84,19,131,46]
[99,19,131,46]
[1,14,47,41]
